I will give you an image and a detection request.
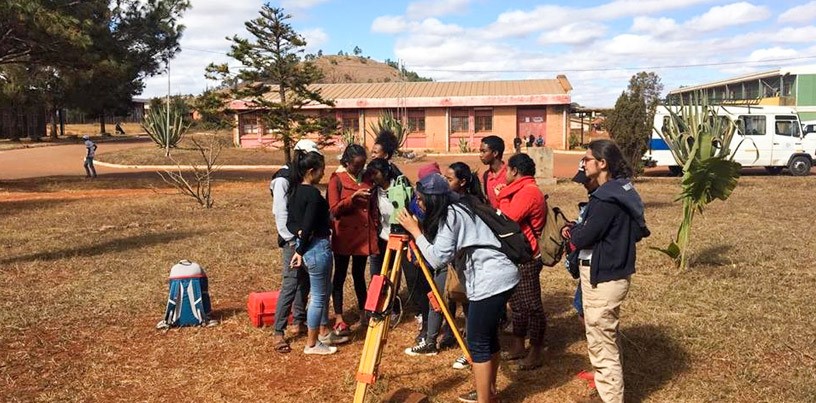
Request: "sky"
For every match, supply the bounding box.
[140,0,816,107]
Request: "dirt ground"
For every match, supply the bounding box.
[2,173,815,402]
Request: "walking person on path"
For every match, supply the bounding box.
[83,135,97,178]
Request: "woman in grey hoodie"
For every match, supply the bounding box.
[398,173,519,403]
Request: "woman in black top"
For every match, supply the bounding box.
[286,149,347,355]
[563,139,649,403]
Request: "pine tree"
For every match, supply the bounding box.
[208,5,335,163]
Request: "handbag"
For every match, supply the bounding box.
[444,265,468,303]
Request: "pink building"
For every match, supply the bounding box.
[229,76,572,151]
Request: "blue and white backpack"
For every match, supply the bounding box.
[156,260,215,329]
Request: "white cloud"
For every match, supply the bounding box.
[406,0,471,20]
[747,47,799,62]
[778,1,816,23]
[280,0,331,9]
[371,15,411,34]
[301,28,329,52]
[538,23,607,45]
[630,17,680,37]
[772,26,816,43]
[685,2,771,32]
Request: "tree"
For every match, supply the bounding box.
[606,71,663,175]
[65,0,190,134]
[0,1,92,67]
[208,5,335,163]
[353,46,362,56]
[605,90,648,174]
[653,93,743,270]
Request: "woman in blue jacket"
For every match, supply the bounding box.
[564,139,650,403]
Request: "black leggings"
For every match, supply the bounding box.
[332,254,368,315]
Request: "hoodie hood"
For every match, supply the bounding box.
[592,178,651,239]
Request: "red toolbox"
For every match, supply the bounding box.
[247,291,293,328]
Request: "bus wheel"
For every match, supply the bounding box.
[668,166,683,176]
[788,156,812,176]
[764,166,783,175]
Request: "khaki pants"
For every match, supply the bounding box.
[580,263,630,403]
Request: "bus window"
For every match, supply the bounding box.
[738,115,766,136]
[775,118,801,137]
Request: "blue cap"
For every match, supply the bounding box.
[417,173,450,195]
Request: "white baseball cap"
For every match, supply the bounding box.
[82,135,90,140]
[294,139,321,155]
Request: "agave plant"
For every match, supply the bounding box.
[367,110,408,153]
[655,93,750,269]
[142,104,190,157]
[458,137,472,153]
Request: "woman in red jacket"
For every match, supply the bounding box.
[495,153,548,370]
[327,144,379,334]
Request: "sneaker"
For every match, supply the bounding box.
[334,320,351,337]
[303,341,337,355]
[452,355,470,370]
[457,390,478,403]
[318,331,350,346]
[404,339,438,356]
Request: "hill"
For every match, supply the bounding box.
[313,55,431,84]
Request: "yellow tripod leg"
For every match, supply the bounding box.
[408,240,472,364]
[353,235,408,403]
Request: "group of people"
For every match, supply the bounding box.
[270,130,649,403]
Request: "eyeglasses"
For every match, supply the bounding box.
[580,156,597,163]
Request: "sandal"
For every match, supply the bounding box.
[274,339,291,354]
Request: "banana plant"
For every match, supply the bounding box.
[653,93,750,269]
[142,104,190,157]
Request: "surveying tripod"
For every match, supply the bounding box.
[353,231,471,403]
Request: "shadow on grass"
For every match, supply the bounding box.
[690,244,734,267]
[0,198,82,218]
[0,230,200,265]
[622,324,689,402]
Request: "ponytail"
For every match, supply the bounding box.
[449,162,487,203]
[287,150,325,202]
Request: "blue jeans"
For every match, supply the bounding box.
[425,267,456,344]
[467,288,513,363]
[273,241,309,335]
[84,157,96,177]
[303,238,333,330]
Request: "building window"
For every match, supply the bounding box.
[240,114,259,135]
[475,108,493,132]
[451,108,469,133]
[738,115,766,136]
[340,110,360,133]
[407,109,425,133]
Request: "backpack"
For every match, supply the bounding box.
[464,201,533,265]
[156,260,214,329]
[539,196,570,267]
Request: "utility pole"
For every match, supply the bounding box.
[166,60,171,157]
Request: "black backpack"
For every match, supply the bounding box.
[461,200,533,265]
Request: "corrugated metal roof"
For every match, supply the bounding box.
[259,78,567,102]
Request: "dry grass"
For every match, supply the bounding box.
[61,123,146,136]
[1,175,815,402]
[96,131,344,166]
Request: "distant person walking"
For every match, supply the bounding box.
[83,135,97,178]
[535,135,544,147]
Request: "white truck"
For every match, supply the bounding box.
[644,105,816,176]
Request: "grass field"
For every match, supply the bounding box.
[95,132,347,166]
[1,175,814,402]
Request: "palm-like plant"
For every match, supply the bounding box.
[142,104,190,157]
[655,93,748,269]
[367,110,408,154]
